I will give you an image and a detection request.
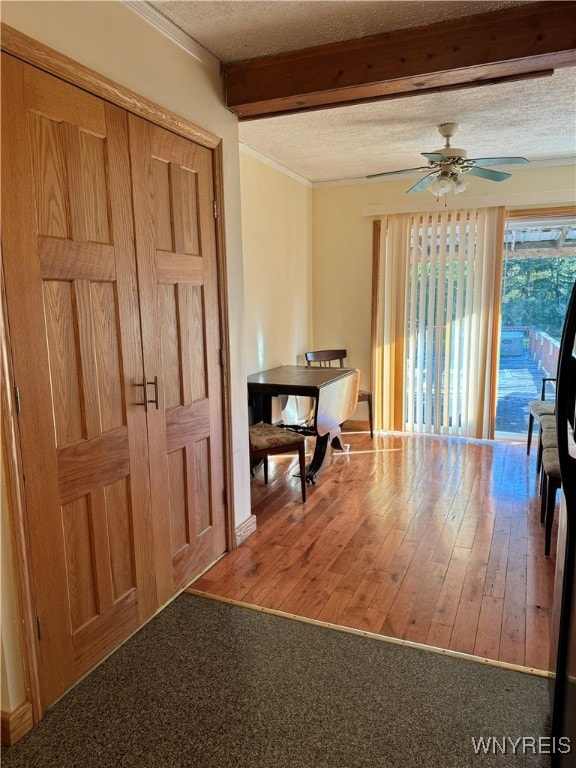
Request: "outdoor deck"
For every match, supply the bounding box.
[496,349,553,435]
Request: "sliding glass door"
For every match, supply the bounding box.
[495,215,576,439]
[374,207,575,440]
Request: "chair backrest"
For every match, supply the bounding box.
[557,279,576,468]
[305,349,347,368]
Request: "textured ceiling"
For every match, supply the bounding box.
[238,69,576,182]
[148,1,530,63]
[146,1,576,184]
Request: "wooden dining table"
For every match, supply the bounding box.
[247,365,360,483]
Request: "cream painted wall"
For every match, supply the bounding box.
[1,0,251,715]
[240,150,313,424]
[240,150,313,375]
[312,165,576,420]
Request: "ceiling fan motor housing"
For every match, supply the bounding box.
[434,122,468,163]
[436,147,468,161]
[438,122,459,139]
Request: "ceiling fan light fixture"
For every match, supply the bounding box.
[453,175,469,193]
[427,170,469,198]
[428,175,453,196]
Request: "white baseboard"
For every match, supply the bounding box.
[235,514,257,545]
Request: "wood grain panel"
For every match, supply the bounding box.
[159,283,181,409]
[58,426,129,504]
[38,237,116,282]
[87,486,114,615]
[171,164,199,255]
[155,252,203,284]
[151,128,202,168]
[176,284,193,407]
[73,279,101,439]
[168,449,188,553]
[28,113,69,238]
[62,123,89,243]
[73,590,138,677]
[182,284,207,404]
[172,518,215,590]
[39,237,116,281]
[92,282,124,432]
[62,495,97,631]
[78,130,111,244]
[165,400,210,454]
[193,438,211,535]
[43,280,84,445]
[24,61,106,134]
[152,158,172,251]
[104,478,135,601]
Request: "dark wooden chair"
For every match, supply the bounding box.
[536,412,560,556]
[541,444,561,557]
[527,376,556,456]
[305,349,373,438]
[249,422,307,502]
[537,413,557,474]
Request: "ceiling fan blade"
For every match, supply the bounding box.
[469,156,529,166]
[406,172,438,194]
[421,152,446,162]
[468,166,511,182]
[367,166,431,179]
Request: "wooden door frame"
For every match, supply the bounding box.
[1,23,235,725]
[1,265,43,725]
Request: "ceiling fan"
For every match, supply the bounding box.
[367,123,529,196]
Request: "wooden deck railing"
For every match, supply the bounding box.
[502,326,560,379]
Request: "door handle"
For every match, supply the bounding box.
[148,376,159,410]
[136,377,160,411]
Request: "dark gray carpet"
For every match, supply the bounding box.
[2,593,552,767]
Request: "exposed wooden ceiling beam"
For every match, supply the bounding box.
[224,2,576,120]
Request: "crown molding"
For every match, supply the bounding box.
[240,144,312,188]
[123,1,220,74]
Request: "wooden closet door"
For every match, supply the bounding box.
[1,57,156,706]
[128,116,227,599]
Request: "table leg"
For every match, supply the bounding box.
[305,429,347,484]
[305,434,329,484]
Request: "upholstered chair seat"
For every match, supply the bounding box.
[249,423,307,502]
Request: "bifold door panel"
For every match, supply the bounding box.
[1,54,226,708]
[128,116,226,600]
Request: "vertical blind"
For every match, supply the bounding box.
[374,207,505,438]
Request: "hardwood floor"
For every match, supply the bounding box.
[192,430,557,671]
